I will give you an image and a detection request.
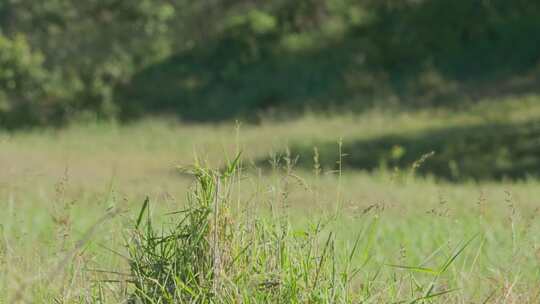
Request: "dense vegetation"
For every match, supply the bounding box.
[2,104,540,302]
[1,0,539,127]
[2,3,540,302]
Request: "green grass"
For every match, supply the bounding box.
[2,96,540,302]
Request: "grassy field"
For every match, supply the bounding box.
[2,95,540,303]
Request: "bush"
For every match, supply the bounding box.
[0,0,176,128]
[0,34,52,127]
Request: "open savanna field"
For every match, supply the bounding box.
[2,96,540,303]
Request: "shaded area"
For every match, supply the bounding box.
[118,40,357,122]
[263,120,540,181]
[118,0,540,122]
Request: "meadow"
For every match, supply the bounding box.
[1,96,540,303]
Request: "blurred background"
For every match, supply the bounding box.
[1,0,540,181]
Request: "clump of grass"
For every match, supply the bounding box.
[125,155,365,303]
[123,155,475,303]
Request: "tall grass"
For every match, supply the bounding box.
[121,155,473,303]
[4,104,540,302]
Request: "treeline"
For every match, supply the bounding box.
[1,0,539,128]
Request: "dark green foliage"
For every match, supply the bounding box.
[121,0,540,122]
[0,0,176,128]
[1,0,540,127]
[0,34,50,127]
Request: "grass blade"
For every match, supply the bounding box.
[440,233,479,274]
[386,264,439,275]
[136,197,150,229]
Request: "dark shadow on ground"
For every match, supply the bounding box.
[258,120,540,182]
[117,1,540,123]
